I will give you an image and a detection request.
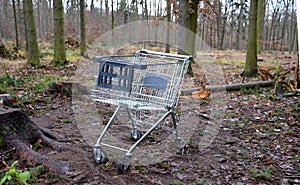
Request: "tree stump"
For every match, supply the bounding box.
[0,106,69,174]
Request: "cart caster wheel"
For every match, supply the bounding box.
[117,158,130,173]
[131,129,142,141]
[93,148,107,164]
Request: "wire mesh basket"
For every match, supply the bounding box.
[91,49,192,172]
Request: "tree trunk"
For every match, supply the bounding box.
[178,0,199,56]
[37,0,42,40]
[257,0,264,54]
[216,0,221,49]
[289,0,296,53]
[135,0,138,20]
[243,0,258,77]
[90,0,94,12]
[105,0,109,17]
[236,0,245,50]
[0,106,69,174]
[281,0,291,51]
[165,0,171,53]
[100,0,103,16]
[220,1,228,50]
[12,0,19,51]
[24,0,40,66]
[111,0,115,41]
[52,0,66,66]
[80,0,87,56]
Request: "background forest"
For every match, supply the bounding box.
[0,0,298,53]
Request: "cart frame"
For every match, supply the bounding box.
[91,49,192,172]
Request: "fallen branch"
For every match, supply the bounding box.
[181,81,274,95]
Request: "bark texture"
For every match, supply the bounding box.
[53,0,66,66]
[243,0,258,77]
[24,0,40,66]
[0,106,69,174]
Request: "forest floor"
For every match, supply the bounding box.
[0,48,299,184]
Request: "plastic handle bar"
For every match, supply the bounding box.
[138,49,193,60]
[94,56,147,70]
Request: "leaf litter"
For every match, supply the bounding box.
[0,51,299,184]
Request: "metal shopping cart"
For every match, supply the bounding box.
[91,49,192,172]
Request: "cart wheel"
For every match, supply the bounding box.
[131,129,142,141]
[117,158,130,172]
[93,148,107,164]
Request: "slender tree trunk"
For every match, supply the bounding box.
[229,0,234,49]
[105,0,109,17]
[37,0,41,40]
[289,0,295,53]
[111,0,115,41]
[80,0,87,56]
[24,0,40,66]
[52,0,66,66]
[12,0,19,50]
[144,0,149,21]
[236,0,245,50]
[23,0,28,51]
[100,0,103,16]
[268,9,276,50]
[264,0,269,50]
[220,0,228,50]
[257,0,264,54]
[201,15,205,50]
[135,0,138,20]
[216,0,221,49]
[243,0,258,77]
[165,0,171,53]
[281,0,290,51]
[91,0,94,12]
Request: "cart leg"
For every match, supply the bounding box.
[126,107,142,140]
[93,105,122,163]
[125,107,135,129]
[127,110,173,154]
[94,105,122,146]
[171,111,181,146]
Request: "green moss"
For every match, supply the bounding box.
[0,137,3,147]
[3,126,10,131]
[63,119,72,123]
[1,131,7,136]
[32,143,42,151]
[249,167,274,181]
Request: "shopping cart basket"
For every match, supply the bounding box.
[91,49,192,172]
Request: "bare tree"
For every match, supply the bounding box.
[178,0,199,56]
[52,0,66,66]
[24,0,40,66]
[165,0,172,53]
[12,0,19,50]
[243,0,258,77]
[80,0,86,56]
[257,0,264,54]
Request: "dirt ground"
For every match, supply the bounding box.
[0,50,299,184]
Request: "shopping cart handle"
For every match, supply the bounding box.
[138,49,193,60]
[94,56,147,70]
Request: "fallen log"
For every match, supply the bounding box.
[181,80,274,95]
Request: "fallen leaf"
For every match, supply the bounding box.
[192,85,211,99]
[258,65,274,81]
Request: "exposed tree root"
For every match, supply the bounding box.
[0,106,69,174]
[9,139,69,174]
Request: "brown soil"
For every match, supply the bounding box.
[0,51,299,184]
